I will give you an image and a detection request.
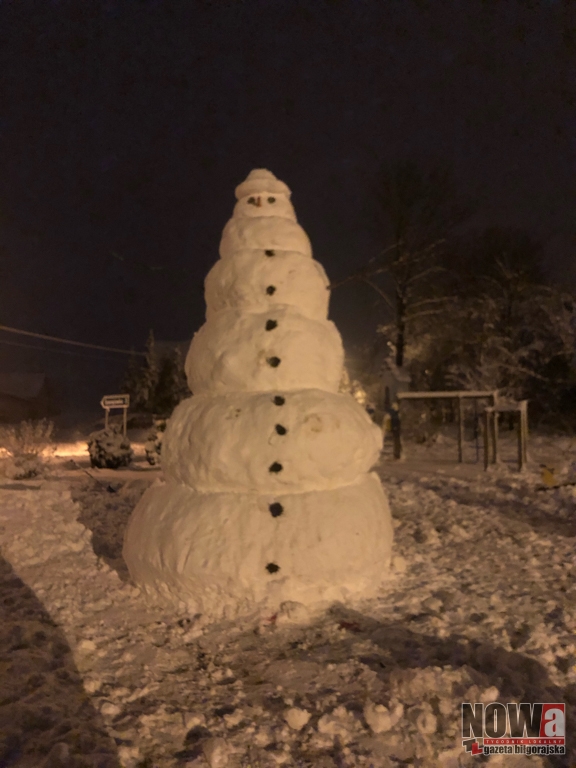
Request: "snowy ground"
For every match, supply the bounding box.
[0,431,575,768]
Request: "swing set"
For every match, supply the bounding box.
[393,391,529,471]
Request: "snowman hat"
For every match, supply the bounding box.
[235,169,291,200]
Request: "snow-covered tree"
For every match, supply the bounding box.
[440,228,576,420]
[154,346,190,415]
[367,226,576,428]
[120,351,144,405]
[121,331,190,415]
[141,329,160,406]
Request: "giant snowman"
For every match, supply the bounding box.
[123,169,394,621]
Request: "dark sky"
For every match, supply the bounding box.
[0,0,574,408]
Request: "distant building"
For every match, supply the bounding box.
[0,373,59,423]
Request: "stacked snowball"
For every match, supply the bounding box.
[123,169,394,620]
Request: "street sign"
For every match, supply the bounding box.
[101,394,130,409]
[100,394,130,434]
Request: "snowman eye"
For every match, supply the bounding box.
[268,197,276,203]
[247,196,256,205]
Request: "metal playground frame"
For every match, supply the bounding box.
[395,391,529,471]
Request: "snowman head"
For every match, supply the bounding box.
[233,169,296,221]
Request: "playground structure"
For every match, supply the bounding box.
[394,390,529,471]
[483,399,529,471]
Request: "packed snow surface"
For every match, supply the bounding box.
[1,433,575,767]
[185,307,344,395]
[219,217,312,260]
[234,168,292,201]
[161,390,383,493]
[123,472,393,618]
[231,191,296,221]
[204,251,330,321]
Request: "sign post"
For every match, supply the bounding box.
[100,394,130,436]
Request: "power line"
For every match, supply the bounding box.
[0,324,146,356]
[0,337,132,361]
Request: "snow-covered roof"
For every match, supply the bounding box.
[0,373,47,401]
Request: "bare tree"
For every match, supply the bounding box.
[330,161,472,367]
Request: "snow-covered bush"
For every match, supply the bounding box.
[87,427,133,469]
[144,418,167,466]
[0,418,55,479]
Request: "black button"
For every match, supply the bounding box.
[269,502,283,517]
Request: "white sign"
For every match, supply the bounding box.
[100,394,130,435]
[101,394,130,409]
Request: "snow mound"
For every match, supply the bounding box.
[204,250,330,320]
[123,472,393,619]
[234,168,292,200]
[162,389,383,493]
[220,215,312,259]
[185,306,344,394]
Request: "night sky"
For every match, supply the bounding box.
[0,0,574,410]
